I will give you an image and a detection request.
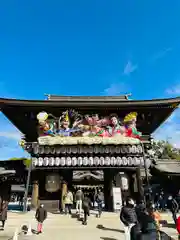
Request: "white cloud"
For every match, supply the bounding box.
[103,83,129,96]
[123,61,138,76]
[0,131,22,140]
[165,83,180,96]
[151,48,172,61]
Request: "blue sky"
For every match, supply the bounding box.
[0,1,180,159]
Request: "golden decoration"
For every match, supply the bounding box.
[64,111,69,122]
[19,139,25,147]
[124,112,138,122]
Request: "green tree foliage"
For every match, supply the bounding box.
[152,140,180,160]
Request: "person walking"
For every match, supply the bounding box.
[75,188,84,216]
[120,197,140,240]
[95,189,104,218]
[167,195,179,224]
[64,190,73,215]
[135,200,146,231]
[0,201,8,230]
[35,204,47,234]
[82,194,91,225]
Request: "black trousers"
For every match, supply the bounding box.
[97,202,102,217]
[130,224,142,240]
[83,207,89,223]
[171,211,177,225]
[1,220,5,228]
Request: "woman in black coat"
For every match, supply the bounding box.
[35,204,47,233]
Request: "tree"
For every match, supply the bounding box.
[150,140,180,160]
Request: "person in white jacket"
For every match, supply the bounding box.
[64,190,73,215]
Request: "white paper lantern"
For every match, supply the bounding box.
[104,157,110,165]
[89,157,94,166]
[32,158,38,166]
[110,157,116,165]
[43,157,49,166]
[122,157,128,165]
[83,157,88,166]
[55,157,60,166]
[100,157,104,166]
[116,157,122,166]
[78,157,83,166]
[49,157,55,166]
[61,157,66,166]
[38,157,44,166]
[72,157,77,166]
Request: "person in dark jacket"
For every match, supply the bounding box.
[120,197,140,240]
[135,200,146,222]
[35,204,47,234]
[167,195,179,224]
[0,201,7,230]
[82,194,91,225]
[95,189,104,218]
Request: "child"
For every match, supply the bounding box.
[176,215,180,239]
[148,204,162,240]
[152,208,162,230]
[35,204,47,234]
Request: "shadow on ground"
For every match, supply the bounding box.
[100,237,117,240]
[96,224,124,233]
[162,223,176,229]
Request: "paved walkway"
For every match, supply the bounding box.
[0,210,178,240]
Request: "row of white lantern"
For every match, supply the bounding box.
[33,145,143,155]
[32,156,148,167]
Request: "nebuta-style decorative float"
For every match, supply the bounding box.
[37,110,142,146]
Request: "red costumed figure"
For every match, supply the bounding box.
[123,112,142,139]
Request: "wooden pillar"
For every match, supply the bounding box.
[38,170,45,200]
[63,169,73,189]
[60,169,73,211]
[104,169,114,211]
[31,181,39,208]
[136,167,144,202]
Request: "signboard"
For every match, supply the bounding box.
[112,187,122,211]
[121,175,129,190]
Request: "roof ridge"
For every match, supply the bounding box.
[47,94,132,101]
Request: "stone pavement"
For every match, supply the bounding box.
[160,212,178,239]
[0,210,178,240]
